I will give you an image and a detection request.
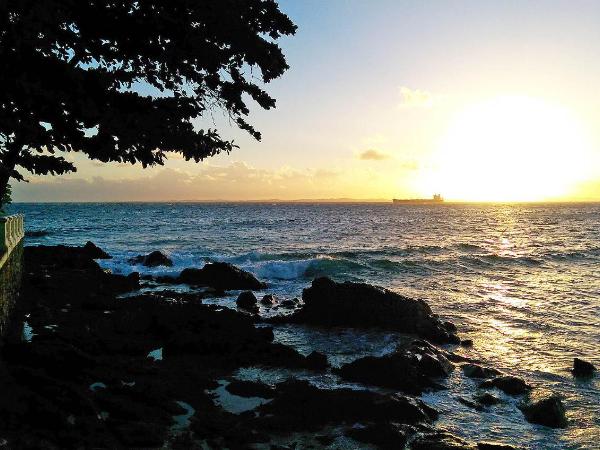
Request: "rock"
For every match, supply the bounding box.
[480,375,531,396]
[315,435,336,446]
[335,341,453,394]
[411,431,477,449]
[128,251,173,267]
[261,294,276,305]
[443,321,457,333]
[462,363,502,379]
[477,443,519,450]
[236,291,258,311]
[255,379,437,431]
[458,397,482,411]
[25,230,50,237]
[475,392,501,406]
[225,380,275,399]
[83,241,112,259]
[346,422,412,449]
[519,391,567,428]
[572,358,595,378]
[112,420,167,447]
[178,262,266,290]
[279,299,296,308]
[279,277,459,344]
[305,351,328,370]
[460,339,473,347]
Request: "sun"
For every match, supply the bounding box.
[425,96,593,202]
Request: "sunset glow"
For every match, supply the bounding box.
[425,96,594,202]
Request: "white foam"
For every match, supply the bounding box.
[171,401,195,432]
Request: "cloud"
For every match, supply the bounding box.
[11,162,347,202]
[358,149,391,161]
[398,86,434,109]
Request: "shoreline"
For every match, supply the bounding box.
[0,241,584,448]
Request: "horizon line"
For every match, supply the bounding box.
[10,198,600,205]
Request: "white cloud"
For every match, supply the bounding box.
[12,163,345,202]
[398,86,434,109]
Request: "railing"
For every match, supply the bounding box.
[0,214,24,255]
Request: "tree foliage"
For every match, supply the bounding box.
[0,0,296,199]
[0,183,10,213]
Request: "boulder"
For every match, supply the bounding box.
[25,230,50,237]
[480,376,531,396]
[305,351,329,370]
[225,380,275,399]
[410,431,477,450]
[83,241,112,259]
[519,391,567,428]
[279,299,296,309]
[572,358,595,378]
[346,422,412,449]
[462,363,502,379]
[178,262,266,290]
[477,443,519,450]
[255,379,437,432]
[460,339,474,347]
[261,294,276,305]
[236,291,258,311]
[335,341,453,394]
[475,392,501,406]
[128,251,173,267]
[278,277,459,344]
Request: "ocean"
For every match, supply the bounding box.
[10,202,600,449]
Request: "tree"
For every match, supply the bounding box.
[0,0,296,206]
[0,183,10,214]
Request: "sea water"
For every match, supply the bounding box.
[11,202,600,449]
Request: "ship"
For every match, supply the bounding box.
[392,194,444,204]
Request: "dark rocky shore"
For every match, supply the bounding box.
[0,243,575,449]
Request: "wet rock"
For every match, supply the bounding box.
[112,420,167,447]
[443,321,457,333]
[225,380,275,399]
[411,431,477,449]
[236,291,258,311]
[279,299,296,309]
[335,341,453,394]
[460,339,473,347]
[480,375,531,396]
[25,230,50,237]
[477,443,520,450]
[462,363,502,379]
[261,294,276,305]
[255,379,437,432]
[178,262,266,290]
[279,277,459,344]
[83,241,112,259]
[519,391,567,428]
[346,422,412,449]
[128,251,173,267]
[572,358,595,378]
[458,397,482,411]
[475,392,501,406]
[305,351,329,370]
[315,435,336,446]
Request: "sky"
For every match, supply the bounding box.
[13,0,600,202]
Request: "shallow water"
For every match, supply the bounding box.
[11,202,600,449]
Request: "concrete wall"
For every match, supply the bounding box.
[0,214,24,268]
[0,243,23,337]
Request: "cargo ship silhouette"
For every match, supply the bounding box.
[392,194,444,204]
